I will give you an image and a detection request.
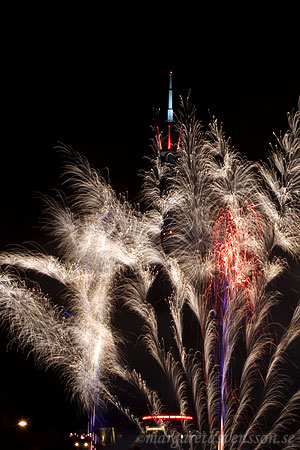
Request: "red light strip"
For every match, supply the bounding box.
[177,126,182,150]
[168,124,171,149]
[156,126,162,150]
[142,415,193,421]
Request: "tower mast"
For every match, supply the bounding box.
[167,71,174,123]
[156,71,181,160]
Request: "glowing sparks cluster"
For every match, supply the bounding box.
[215,209,251,285]
[0,99,300,449]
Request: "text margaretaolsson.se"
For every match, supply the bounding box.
[136,432,295,448]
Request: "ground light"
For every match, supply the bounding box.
[18,420,28,428]
[142,415,193,420]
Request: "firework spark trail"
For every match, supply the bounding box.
[251,391,300,450]
[0,99,299,449]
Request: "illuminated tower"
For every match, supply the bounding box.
[157,72,181,238]
[156,71,181,162]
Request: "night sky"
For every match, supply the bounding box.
[0,4,299,449]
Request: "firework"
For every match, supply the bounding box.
[0,99,299,449]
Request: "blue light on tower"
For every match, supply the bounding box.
[167,71,174,123]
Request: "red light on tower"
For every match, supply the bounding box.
[168,124,171,149]
[156,125,162,150]
[177,125,182,151]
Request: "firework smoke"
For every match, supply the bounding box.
[0,99,299,449]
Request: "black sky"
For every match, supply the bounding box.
[0,3,299,449]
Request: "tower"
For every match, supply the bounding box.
[156,71,181,163]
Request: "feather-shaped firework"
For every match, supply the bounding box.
[0,99,299,449]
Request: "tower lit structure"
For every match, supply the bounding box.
[156,71,181,163]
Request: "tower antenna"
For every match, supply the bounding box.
[167,71,174,122]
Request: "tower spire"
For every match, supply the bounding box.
[167,71,174,122]
[156,71,180,160]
